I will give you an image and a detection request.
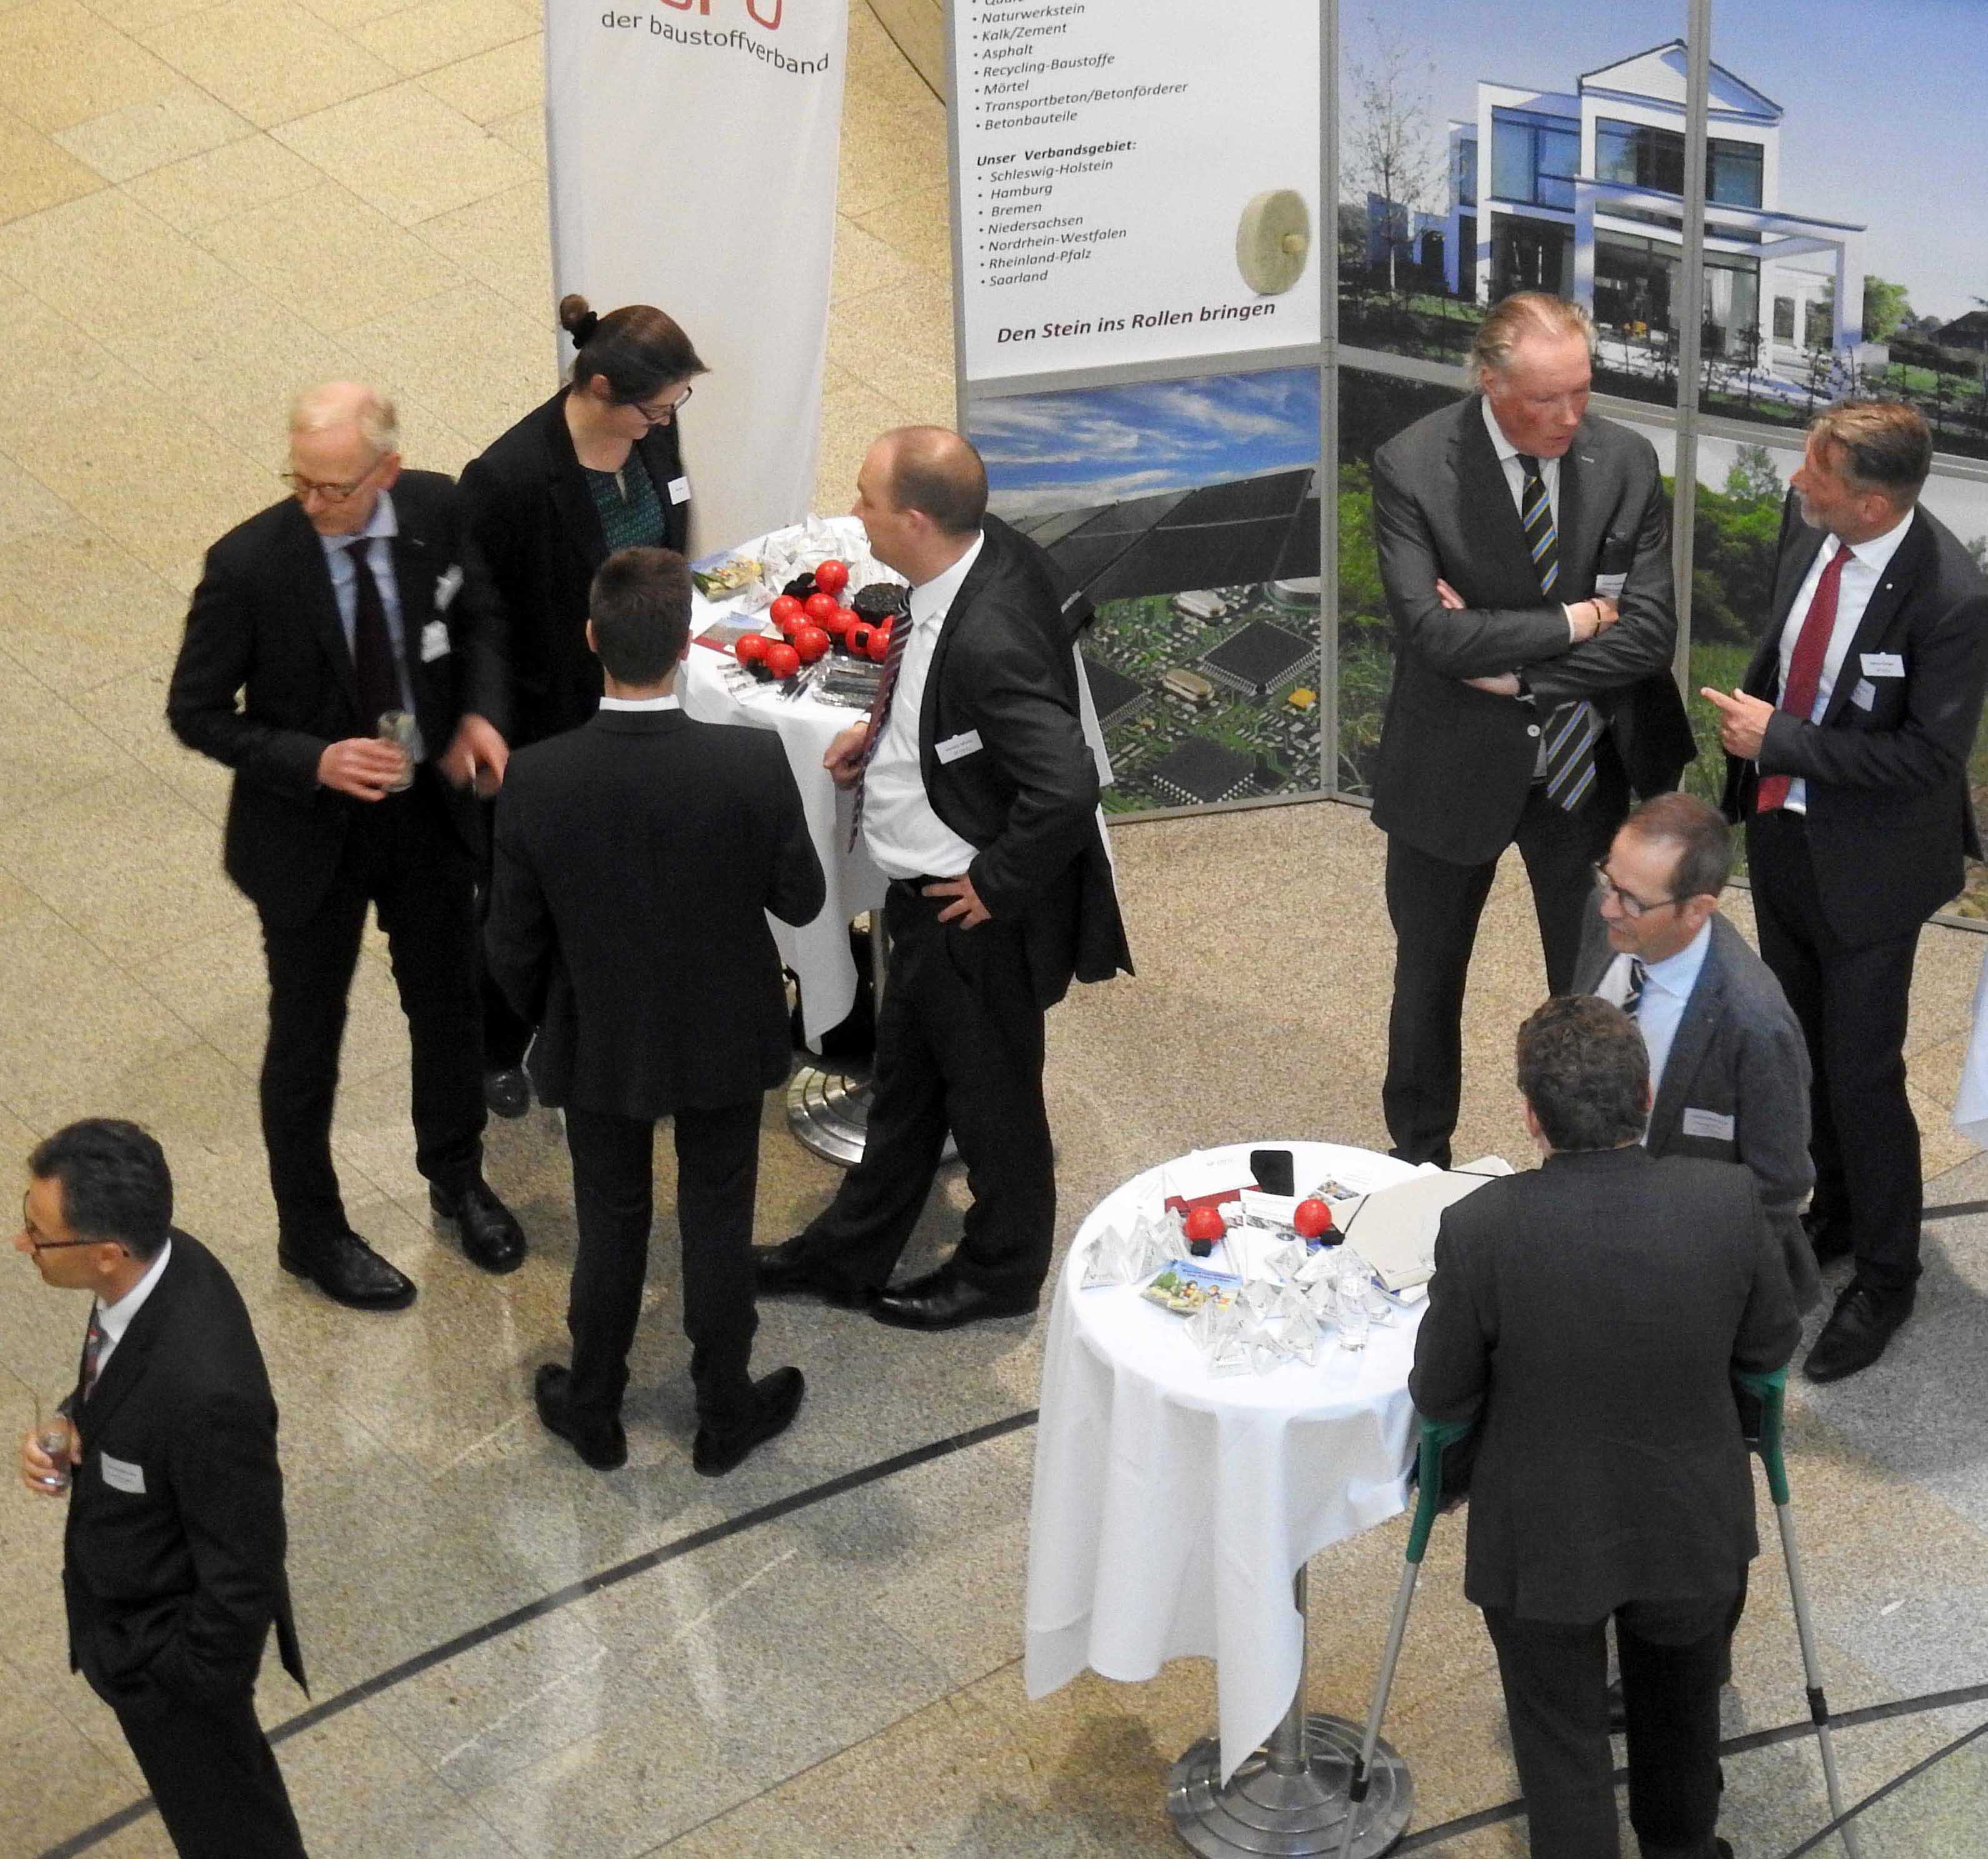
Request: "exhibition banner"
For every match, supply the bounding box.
[546,0,849,551]
[952,0,1322,382]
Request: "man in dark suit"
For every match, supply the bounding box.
[1705,399,1988,1381]
[486,548,825,1473]
[756,427,1132,1330]
[1372,291,1689,1168]
[16,1120,307,1858]
[167,383,527,1312]
[1573,793,1820,1311]
[1412,998,1800,1859]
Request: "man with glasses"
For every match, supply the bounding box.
[167,382,527,1311]
[15,1120,307,1856]
[1571,793,1819,1311]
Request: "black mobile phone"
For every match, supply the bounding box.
[1249,1148,1294,1198]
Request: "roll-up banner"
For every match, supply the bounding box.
[545,0,850,552]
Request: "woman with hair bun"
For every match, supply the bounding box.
[458,295,707,1114]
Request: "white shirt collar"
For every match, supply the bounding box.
[1640,917,1713,996]
[598,693,681,711]
[94,1237,172,1348]
[909,531,985,629]
[1827,506,1914,577]
[1481,396,1527,464]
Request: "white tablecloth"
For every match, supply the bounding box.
[1025,1141,1425,1784]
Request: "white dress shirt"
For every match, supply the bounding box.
[1771,510,1915,813]
[597,693,681,711]
[861,533,984,881]
[89,1238,173,1380]
[1599,920,1711,1113]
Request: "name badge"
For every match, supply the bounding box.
[419,620,451,663]
[936,729,984,764]
[1849,678,1877,712]
[1680,1107,1736,1143]
[434,564,463,611]
[101,1454,146,1495]
[1861,652,1904,678]
[1594,572,1628,601]
[667,476,691,505]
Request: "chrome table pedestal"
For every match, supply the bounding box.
[1166,1572,1413,1859]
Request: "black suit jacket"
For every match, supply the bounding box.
[485,708,824,1118]
[62,1232,305,1715]
[920,516,1132,1008]
[166,471,504,929]
[1572,905,1820,1311]
[1719,496,1988,945]
[459,389,691,747]
[1370,396,1690,864]
[1410,1146,1800,1623]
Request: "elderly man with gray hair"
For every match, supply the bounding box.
[168,383,527,1311]
[1367,291,1694,1171]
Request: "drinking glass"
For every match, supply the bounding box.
[29,1393,72,1493]
[376,711,416,792]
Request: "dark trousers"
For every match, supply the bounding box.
[114,1689,306,1858]
[1747,810,1924,1293]
[794,879,1054,1298]
[1384,754,1624,1166]
[563,1099,762,1426]
[1484,1586,1736,1859]
[475,793,533,1071]
[257,774,484,1245]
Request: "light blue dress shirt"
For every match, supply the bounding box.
[1602,919,1712,1109]
[317,489,421,748]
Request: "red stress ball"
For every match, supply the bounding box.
[1294,1198,1339,1243]
[1183,1204,1226,1258]
[792,624,829,664]
[834,605,861,635]
[734,633,767,668]
[803,591,839,624]
[768,594,803,631]
[763,640,800,679]
[866,624,892,663]
[846,621,875,658]
[813,558,849,595]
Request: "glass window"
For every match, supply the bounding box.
[1707,137,1764,208]
[1491,115,1535,202]
[1457,135,1476,207]
[1491,109,1579,209]
[1772,295,1796,341]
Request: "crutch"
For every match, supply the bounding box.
[1735,1366,1863,1859]
[1336,1414,1475,1859]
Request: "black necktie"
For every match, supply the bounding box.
[346,541,401,726]
[1517,453,1600,813]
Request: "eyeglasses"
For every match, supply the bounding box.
[280,454,387,503]
[19,1194,123,1256]
[1591,863,1681,921]
[629,384,693,426]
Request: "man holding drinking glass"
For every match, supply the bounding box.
[16,1120,307,1856]
[167,382,527,1310]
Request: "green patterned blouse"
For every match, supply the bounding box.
[583,461,667,553]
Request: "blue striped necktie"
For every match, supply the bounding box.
[1517,453,1601,812]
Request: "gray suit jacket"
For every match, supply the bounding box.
[1573,903,1820,1311]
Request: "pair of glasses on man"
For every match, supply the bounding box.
[1590,862,1681,921]
[19,1194,124,1256]
[279,451,389,504]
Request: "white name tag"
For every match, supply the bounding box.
[101,1454,146,1495]
[433,564,462,611]
[1849,678,1877,712]
[667,476,691,505]
[1681,1107,1736,1142]
[419,619,451,663]
[1594,572,1628,601]
[1861,653,1904,678]
[936,729,984,764]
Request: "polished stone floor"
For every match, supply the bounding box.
[1,4,1986,1855]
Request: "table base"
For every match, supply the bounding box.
[1166,1715,1411,1859]
[785,1063,876,1166]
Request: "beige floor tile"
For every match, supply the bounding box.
[351,0,536,79]
[0,0,182,134]
[485,101,543,165]
[299,0,429,27]
[847,3,945,113]
[0,673,131,824]
[812,376,919,514]
[837,85,949,219]
[52,80,254,183]
[0,449,80,548]
[852,182,952,277]
[0,528,186,693]
[139,0,399,129]
[119,131,324,230]
[64,657,232,823]
[418,31,542,124]
[0,108,106,226]
[272,79,533,228]
[79,0,216,30]
[192,178,467,335]
[829,213,924,308]
[829,296,956,417]
[417,178,551,319]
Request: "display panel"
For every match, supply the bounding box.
[968,368,1324,811]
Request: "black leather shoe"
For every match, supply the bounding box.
[693,1366,805,1476]
[534,1365,626,1470]
[278,1230,416,1311]
[872,1274,1037,1331]
[484,1066,532,1119]
[752,1236,871,1307]
[1804,1279,1915,1383]
[430,1178,527,1273]
[1802,1209,1854,1266]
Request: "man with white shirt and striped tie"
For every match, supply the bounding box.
[1369,293,1691,1169]
[754,427,1130,1331]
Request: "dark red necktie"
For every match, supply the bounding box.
[79,1310,106,1403]
[1756,544,1850,814]
[846,619,914,851]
